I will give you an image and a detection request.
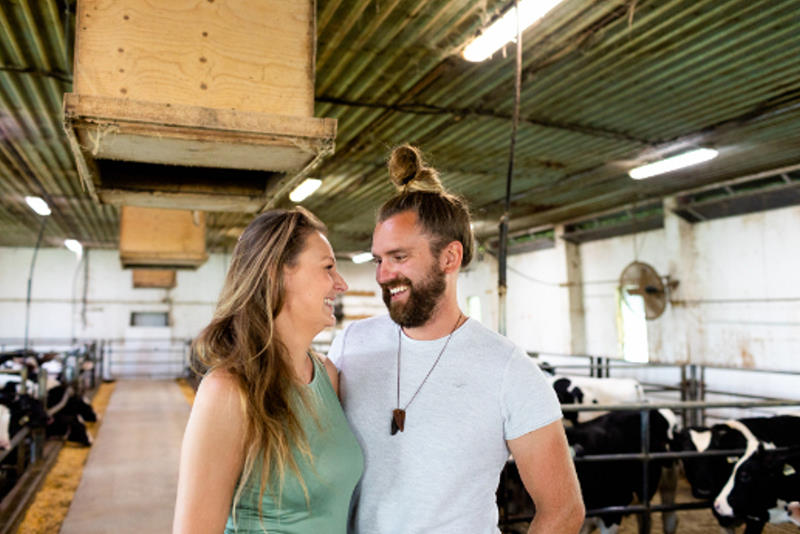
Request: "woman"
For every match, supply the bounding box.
[173,207,363,534]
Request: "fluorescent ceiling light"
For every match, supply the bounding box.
[289,178,322,202]
[352,252,373,264]
[25,196,51,216]
[628,148,719,180]
[462,0,564,62]
[64,239,83,258]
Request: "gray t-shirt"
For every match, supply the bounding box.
[329,315,561,534]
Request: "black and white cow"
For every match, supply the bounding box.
[566,408,679,534]
[713,417,800,530]
[45,385,96,446]
[550,376,645,424]
[0,382,50,446]
[673,415,800,534]
[788,501,800,526]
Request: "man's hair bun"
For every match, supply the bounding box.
[387,144,443,193]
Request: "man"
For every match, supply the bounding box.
[329,145,584,534]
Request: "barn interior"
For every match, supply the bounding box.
[1,1,799,533]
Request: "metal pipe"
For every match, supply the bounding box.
[21,214,49,395]
[560,399,800,412]
[497,0,522,337]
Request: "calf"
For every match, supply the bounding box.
[713,416,800,529]
[566,408,679,534]
[550,375,645,424]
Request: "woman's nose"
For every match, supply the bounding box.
[334,271,348,292]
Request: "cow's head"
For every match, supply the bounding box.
[718,444,799,521]
[8,393,50,436]
[552,378,583,424]
[671,425,743,499]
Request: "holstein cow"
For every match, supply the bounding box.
[45,385,96,446]
[713,417,800,530]
[566,408,679,534]
[788,501,800,526]
[549,375,645,424]
[0,383,50,444]
[673,415,800,534]
[0,405,9,449]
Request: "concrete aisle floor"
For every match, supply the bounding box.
[60,380,190,534]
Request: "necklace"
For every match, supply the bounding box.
[391,313,464,435]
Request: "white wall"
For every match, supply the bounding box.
[500,205,800,375]
[3,203,798,379]
[506,247,572,354]
[579,228,668,358]
[0,247,228,344]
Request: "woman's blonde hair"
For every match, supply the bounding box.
[192,206,326,525]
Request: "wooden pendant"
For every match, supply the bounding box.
[391,409,406,435]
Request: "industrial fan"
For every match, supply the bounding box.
[619,261,668,320]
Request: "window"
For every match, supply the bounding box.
[616,288,648,363]
[130,312,169,327]
[467,295,482,323]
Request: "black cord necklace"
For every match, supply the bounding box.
[392,313,465,435]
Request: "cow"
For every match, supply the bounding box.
[566,408,679,534]
[0,405,9,449]
[788,501,800,526]
[0,383,50,441]
[672,415,800,534]
[45,385,96,446]
[549,375,645,424]
[713,417,800,530]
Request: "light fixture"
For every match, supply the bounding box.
[289,178,322,202]
[462,0,564,62]
[352,252,373,264]
[628,148,719,180]
[25,196,51,216]
[64,239,83,258]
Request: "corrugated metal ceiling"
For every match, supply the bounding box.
[1,0,799,255]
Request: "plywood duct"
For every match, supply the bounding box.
[119,206,208,269]
[63,0,336,212]
[132,269,177,289]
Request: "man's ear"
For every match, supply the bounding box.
[440,241,463,274]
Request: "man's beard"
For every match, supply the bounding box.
[381,266,446,328]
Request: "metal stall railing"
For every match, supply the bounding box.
[103,338,191,380]
[0,338,103,527]
[498,399,800,534]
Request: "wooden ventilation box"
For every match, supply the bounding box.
[120,206,208,269]
[132,269,177,289]
[63,0,336,212]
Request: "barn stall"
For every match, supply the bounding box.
[1,0,799,532]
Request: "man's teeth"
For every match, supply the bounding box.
[389,286,408,295]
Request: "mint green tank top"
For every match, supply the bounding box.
[224,355,364,534]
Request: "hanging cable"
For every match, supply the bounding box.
[498,0,523,336]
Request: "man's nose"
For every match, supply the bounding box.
[376,262,395,285]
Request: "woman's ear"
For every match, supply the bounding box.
[440,241,463,274]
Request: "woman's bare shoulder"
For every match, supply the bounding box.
[196,368,244,415]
